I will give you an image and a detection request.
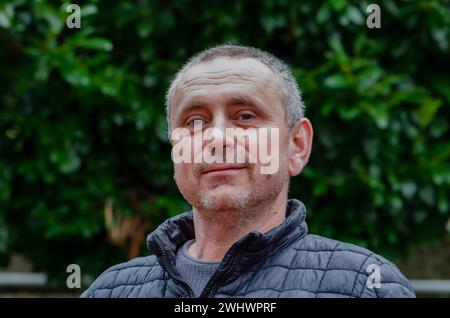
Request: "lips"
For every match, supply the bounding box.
[202,164,248,174]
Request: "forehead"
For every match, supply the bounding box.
[174,57,278,99]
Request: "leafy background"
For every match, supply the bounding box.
[0,0,449,286]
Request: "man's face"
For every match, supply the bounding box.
[169,57,294,213]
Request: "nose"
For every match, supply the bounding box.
[204,116,236,162]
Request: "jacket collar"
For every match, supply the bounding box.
[147,199,308,276]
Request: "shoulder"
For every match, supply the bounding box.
[80,255,163,298]
[287,234,416,297]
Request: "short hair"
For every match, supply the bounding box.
[165,44,305,131]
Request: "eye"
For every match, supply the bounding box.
[187,118,205,126]
[238,113,255,121]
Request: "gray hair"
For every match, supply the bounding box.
[165,44,305,131]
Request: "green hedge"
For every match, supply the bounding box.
[1,0,449,284]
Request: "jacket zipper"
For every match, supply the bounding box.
[204,241,249,298]
[154,236,195,298]
[205,254,240,298]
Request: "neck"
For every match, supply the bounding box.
[188,190,288,262]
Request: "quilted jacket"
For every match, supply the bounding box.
[81,199,415,298]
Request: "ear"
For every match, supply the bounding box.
[288,118,313,177]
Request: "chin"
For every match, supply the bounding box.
[200,188,252,212]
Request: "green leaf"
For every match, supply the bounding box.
[77,38,113,52]
[417,98,442,129]
[60,62,91,86]
[81,4,98,17]
[324,74,349,89]
[400,182,417,199]
[357,67,383,92]
[346,6,364,26]
[60,151,81,174]
[0,3,14,28]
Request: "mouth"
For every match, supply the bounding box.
[202,164,248,176]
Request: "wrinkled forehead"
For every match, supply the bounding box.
[176,57,278,93]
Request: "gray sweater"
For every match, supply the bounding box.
[175,239,220,297]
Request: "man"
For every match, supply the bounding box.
[81,45,415,298]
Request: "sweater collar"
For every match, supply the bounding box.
[147,199,308,274]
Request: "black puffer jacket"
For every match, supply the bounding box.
[81,199,415,298]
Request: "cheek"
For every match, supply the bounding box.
[174,164,193,194]
[276,140,291,167]
[174,163,201,188]
[174,163,191,178]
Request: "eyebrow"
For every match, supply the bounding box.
[180,95,261,111]
[173,99,207,127]
[183,98,208,109]
[226,95,270,115]
[177,99,208,117]
[225,95,258,108]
